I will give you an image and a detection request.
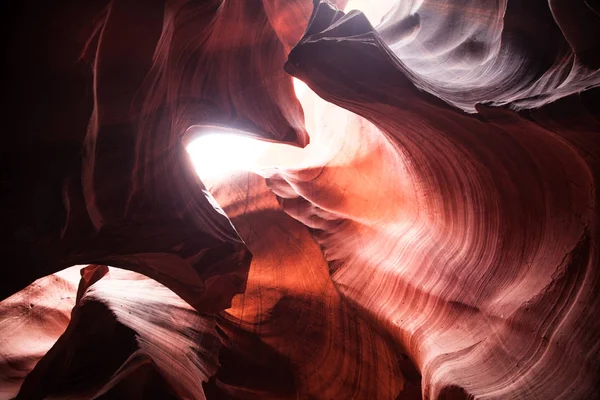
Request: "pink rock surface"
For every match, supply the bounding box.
[1,0,599,398]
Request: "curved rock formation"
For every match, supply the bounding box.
[1,0,599,398]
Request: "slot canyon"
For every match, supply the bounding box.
[1,0,600,398]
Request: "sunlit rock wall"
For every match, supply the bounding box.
[1,0,599,399]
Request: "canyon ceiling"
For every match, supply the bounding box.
[1,0,600,399]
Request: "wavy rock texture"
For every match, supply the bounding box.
[2,265,220,399]
[1,0,600,399]
[0,0,252,310]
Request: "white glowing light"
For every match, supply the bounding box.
[344,0,398,26]
[293,77,308,98]
[186,133,271,182]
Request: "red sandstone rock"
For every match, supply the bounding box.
[1,0,599,398]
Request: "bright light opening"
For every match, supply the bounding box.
[293,77,309,98]
[186,129,309,186]
[186,133,271,181]
[344,0,399,27]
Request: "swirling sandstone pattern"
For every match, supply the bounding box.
[1,0,599,399]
